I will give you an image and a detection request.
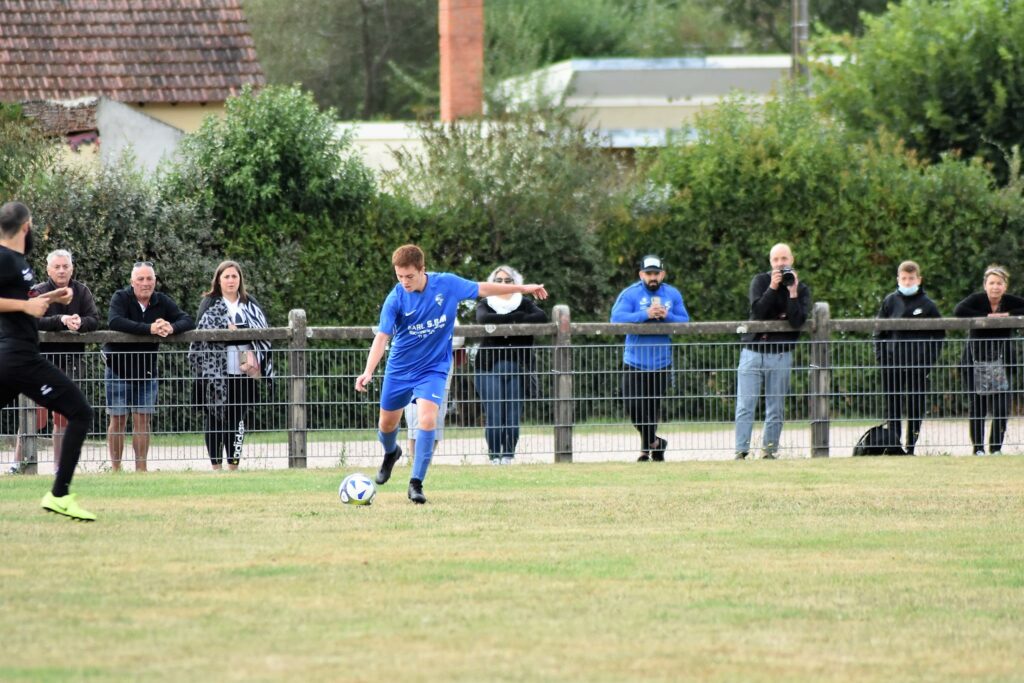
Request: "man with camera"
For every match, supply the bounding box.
[734,243,811,460]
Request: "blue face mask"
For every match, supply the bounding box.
[898,284,919,297]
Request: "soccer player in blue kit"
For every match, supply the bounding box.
[355,245,548,503]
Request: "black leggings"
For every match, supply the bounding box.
[964,364,1011,453]
[204,376,257,466]
[1,351,93,497]
[621,366,668,450]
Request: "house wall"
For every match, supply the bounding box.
[127,103,224,133]
[98,99,184,173]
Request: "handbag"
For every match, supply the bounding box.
[241,350,262,378]
[973,358,1008,395]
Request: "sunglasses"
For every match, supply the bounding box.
[494,277,514,283]
[134,261,154,268]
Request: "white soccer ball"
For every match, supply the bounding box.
[339,473,376,506]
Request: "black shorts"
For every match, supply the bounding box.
[0,349,91,420]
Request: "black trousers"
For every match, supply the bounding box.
[621,366,668,451]
[204,375,257,466]
[881,365,929,453]
[1,350,93,496]
[962,363,1011,453]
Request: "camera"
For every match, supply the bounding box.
[779,266,796,288]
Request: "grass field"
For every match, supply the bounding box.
[2,458,1023,682]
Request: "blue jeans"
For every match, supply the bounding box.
[735,348,792,455]
[475,360,523,459]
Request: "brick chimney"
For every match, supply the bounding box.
[439,0,484,122]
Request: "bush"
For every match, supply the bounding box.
[23,158,212,315]
[0,104,55,202]
[387,111,633,319]
[633,90,1024,321]
[813,0,1024,184]
[166,85,381,324]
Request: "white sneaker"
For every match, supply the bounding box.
[975,450,985,456]
[489,458,501,465]
[500,456,513,465]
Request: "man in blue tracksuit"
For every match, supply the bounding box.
[355,244,548,503]
[610,255,689,461]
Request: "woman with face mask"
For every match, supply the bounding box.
[872,260,945,455]
[954,265,1024,455]
[474,265,548,464]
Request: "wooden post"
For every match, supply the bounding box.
[18,395,38,475]
[552,305,573,463]
[288,309,308,468]
[810,301,831,457]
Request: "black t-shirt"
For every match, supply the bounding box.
[0,245,39,352]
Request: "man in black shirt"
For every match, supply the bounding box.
[0,202,96,520]
[103,262,194,472]
[734,243,812,460]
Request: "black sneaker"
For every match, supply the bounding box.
[735,451,748,460]
[408,478,427,504]
[637,451,650,462]
[375,446,402,485]
[650,437,668,462]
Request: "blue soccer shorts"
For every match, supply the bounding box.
[380,370,449,412]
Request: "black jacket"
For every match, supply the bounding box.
[102,286,194,379]
[34,278,100,358]
[873,288,944,368]
[954,291,1024,365]
[741,271,812,352]
[475,297,548,371]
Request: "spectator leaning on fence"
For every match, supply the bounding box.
[475,265,549,465]
[355,244,548,504]
[103,261,194,472]
[953,265,1024,456]
[610,254,689,462]
[189,260,273,471]
[0,201,96,520]
[873,260,945,456]
[11,248,99,474]
[734,243,811,460]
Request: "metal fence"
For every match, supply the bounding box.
[5,303,1024,474]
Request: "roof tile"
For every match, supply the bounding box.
[0,0,265,103]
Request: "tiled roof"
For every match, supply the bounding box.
[0,0,265,103]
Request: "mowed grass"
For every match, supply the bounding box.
[1,458,1023,682]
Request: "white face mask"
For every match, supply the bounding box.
[897,284,919,296]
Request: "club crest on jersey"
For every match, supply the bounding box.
[22,267,33,282]
[435,293,444,307]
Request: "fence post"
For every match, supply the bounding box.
[810,301,831,457]
[288,309,308,468]
[18,395,38,475]
[552,305,573,463]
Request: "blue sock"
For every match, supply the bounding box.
[411,429,435,482]
[378,428,398,454]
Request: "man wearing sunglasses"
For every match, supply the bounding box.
[102,261,194,472]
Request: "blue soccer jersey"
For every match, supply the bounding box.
[378,272,479,381]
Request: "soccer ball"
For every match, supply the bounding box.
[339,473,376,506]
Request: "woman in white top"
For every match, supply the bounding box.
[188,261,273,470]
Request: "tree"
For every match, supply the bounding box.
[243,0,439,119]
[0,104,55,202]
[712,0,892,52]
[813,0,1024,184]
[166,84,381,324]
[387,110,634,319]
[631,90,1024,321]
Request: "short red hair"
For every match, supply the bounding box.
[392,244,425,270]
